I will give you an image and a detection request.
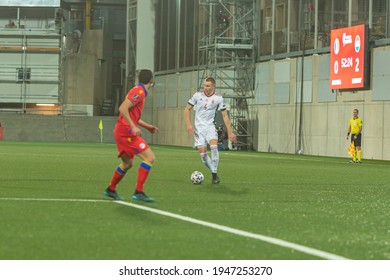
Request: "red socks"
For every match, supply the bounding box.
[108,166,126,190]
[135,161,152,192]
[109,162,152,193]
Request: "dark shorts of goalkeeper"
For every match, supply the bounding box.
[351,133,362,146]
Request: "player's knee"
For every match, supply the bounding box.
[121,162,133,170]
[210,144,218,150]
[145,155,155,165]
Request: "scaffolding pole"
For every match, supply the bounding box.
[198,0,256,150]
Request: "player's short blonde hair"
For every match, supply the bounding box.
[205,77,216,85]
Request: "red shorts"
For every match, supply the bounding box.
[114,124,149,158]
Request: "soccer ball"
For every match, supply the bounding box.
[190,171,204,184]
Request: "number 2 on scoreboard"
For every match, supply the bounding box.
[355,57,360,72]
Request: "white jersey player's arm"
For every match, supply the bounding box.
[184,101,195,135]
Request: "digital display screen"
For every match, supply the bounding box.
[330,24,369,90]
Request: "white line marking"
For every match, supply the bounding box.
[114,200,349,260]
[0,197,110,203]
[1,197,349,259]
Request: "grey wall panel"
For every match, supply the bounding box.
[274,83,290,104]
[372,75,390,101]
[317,79,336,102]
[255,84,269,104]
[295,81,312,103]
[166,74,178,108]
[318,55,330,80]
[258,63,270,83]
[274,60,290,83]
[255,63,270,105]
[297,57,313,81]
[179,72,192,108]
[373,49,390,76]
[372,49,390,101]
[154,76,166,108]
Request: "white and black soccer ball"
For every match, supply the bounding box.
[190,171,204,184]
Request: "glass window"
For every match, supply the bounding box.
[179,0,198,68]
[274,1,287,54]
[259,0,273,56]
[372,0,387,39]
[155,0,198,72]
[333,0,348,29]
[154,0,176,71]
[317,0,330,47]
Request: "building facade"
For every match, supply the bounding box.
[1,0,390,160]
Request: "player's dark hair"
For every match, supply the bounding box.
[205,77,216,85]
[354,109,359,113]
[138,69,153,84]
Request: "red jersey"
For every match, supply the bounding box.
[114,84,149,157]
[117,84,148,128]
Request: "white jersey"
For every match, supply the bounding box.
[188,91,227,131]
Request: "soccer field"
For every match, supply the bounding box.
[0,141,389,260]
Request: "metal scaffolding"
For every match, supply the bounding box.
[198,0,256,150]
[0,7,62,115]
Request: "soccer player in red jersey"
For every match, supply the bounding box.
[104,69,159,202]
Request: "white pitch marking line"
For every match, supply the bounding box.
[114,200,349,260]
[0,197,350,260]
[0,197,110,203]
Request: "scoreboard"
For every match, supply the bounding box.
[330,24,370,90]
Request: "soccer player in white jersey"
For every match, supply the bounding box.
[184,77,236,184]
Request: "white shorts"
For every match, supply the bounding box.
[194,126,218,148]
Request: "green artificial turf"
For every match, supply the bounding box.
[0,141,389,260]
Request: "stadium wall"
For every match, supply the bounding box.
[0,115,117,143]
[150,45,390,161]
[2,46,390,161]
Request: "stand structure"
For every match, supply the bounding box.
[198,0,256,150]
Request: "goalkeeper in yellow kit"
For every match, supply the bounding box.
[346,109,363,163]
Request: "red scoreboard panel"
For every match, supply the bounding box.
[330,24,370,90]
